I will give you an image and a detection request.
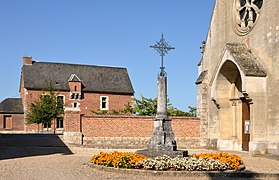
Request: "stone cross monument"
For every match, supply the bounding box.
[137,34,188,158]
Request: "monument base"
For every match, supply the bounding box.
[136,149,188,158]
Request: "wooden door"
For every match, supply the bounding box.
[242,100,250,151]
[4,116,12,129]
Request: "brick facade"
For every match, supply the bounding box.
[0,114,24,131]
[63,113,201,148]
[20,89,133,131]
[81,116,200,138]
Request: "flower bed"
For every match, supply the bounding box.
[90,151,147,169]
[90,151,245,171]
[194,152,244,170]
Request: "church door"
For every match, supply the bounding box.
[242,99,250,151]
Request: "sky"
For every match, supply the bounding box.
[0,0,215,111]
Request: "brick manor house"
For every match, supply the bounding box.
[0,56,134,132]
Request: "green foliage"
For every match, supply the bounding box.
[91,95,196,117]
[133,95,193,117]
[133,95,157,116]
[91,110,109,115]
[26,86,64,127]
[167,106,191,117]
[188,106,197,117]
[121,102,134,115]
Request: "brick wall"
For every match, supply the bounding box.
[81,116,200,138]
[64,110,81,132]
[23,90,133,117]
[22,89,133,131]
[78,115,200,148]
[0,114,24,131]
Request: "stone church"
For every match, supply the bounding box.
[196,0,279,155]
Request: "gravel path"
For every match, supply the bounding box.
[1,146,279,180]
[0,134,279,180]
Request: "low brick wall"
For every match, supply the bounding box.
[81,115,200,149]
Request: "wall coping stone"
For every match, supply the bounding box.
[83,115,200,121]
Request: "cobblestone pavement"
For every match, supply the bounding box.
[0,134,279,180]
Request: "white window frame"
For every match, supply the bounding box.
[100,96,109,110]
[56,117,64,129]
[57,95,65,108]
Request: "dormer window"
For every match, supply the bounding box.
[68,74,82,100]
[70,93,81,100]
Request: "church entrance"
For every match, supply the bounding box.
[214,60,251,151]
[242,99,250,151]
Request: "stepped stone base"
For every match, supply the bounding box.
[137,149,188,158]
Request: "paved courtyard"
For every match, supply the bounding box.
[0,134,279,180]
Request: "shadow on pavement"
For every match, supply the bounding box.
[0,134,73,160]
[205,170,279,179]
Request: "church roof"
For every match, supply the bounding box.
[0,98,24,114]
[226,43,267,77]
[22,62,134,94]
[196,70,207,84]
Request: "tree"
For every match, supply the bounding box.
[188,106,197,117]
[91,95,196,117]
[133,95,158,116]
[26,86,64,133]
[167,106,191,117]
[132,95,193,117]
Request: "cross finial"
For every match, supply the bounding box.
[150,34,175,76]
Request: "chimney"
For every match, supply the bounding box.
[23,56,33,65]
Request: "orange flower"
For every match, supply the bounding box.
[90,151,147,169]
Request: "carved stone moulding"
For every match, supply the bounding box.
[233,0,264,36]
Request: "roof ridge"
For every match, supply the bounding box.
[68,74,81,82]
[32,61,127,70]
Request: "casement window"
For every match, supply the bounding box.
[56,117,64,129]
[100,96,109,110]
[4,115,12,129]
[70,93,81,100]
[43,122,51,128]
[57,95,64,109]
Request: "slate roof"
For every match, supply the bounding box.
[22,62,134,94]
[226,43,267,77]
[0,98,24,114]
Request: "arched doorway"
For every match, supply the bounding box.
[215,60,250,151]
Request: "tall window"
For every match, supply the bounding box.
[73,102,78,108]
[43,122,51,128]
[100,96,109,110]
[56,117,64,129]
[57,95,64,109]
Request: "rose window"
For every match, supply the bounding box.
[233,0,263,35]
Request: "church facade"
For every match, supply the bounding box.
[196,0,279,155]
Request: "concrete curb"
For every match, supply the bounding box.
[87,163,279,179]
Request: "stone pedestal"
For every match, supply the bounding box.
[137,75,188,158]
